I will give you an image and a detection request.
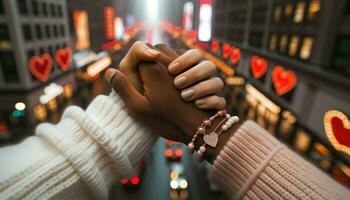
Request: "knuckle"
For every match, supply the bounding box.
[189,49,202,58]
[213,77,224,90]
[204,60,216,71]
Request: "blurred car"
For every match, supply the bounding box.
[169,163,189,199]
[119,160,145,189]
[165,140,183,161]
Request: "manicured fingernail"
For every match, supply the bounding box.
[181,89,195,100]
[174,76,187,88]
[168,62,179,72]
[106,68,117,84]
[146,48,160,56]
[195,99,206,106]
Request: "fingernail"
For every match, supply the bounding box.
[105,68,117,84]
[181,89,195,100]
[174,76,187,88]
[195,99,206,106]
[146,48,160,56]
[168,62,179,72]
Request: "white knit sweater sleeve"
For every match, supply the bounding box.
[0,91,158,200]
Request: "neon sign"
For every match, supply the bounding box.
[56,48,72,71]
[104,7,115,40]
[198,0,212,42]
[230,47,241,65]
[73,10,90,51]
[271,66,297,96]
[324,110,350,155]
[28,53,52,81]
[250,56,268,79]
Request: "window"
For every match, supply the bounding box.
[0,24,10,40]
[279,34,288,53]
[35,24,42,39]
[346,0,350,15]
[42,2,47,16]
[284,4,293,18]
[27,49,35,58]
[0,52,20,83]
[39,48,44,55]
[17,0,28,15]
[269,34,277,51]
[333,36,350,75]
[308,0,320,21]
[0,0,4,14]
[0,24,11,49]
[50,3,55,17]
[57,5,62,17]
[294,2,305,23]
[22,24,32,41]
[289,35,300,56]
[31,0,39,16]
[300,36,313,59]
[45,25,50,38]
[60,25,65,37]
[53,25,58,37]
[273,6,281,22]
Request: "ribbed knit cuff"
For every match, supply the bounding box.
[208,121,284,200]
[37,92,158,199]
[86,91,158,167]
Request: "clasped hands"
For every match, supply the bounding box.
[106,42,235,162]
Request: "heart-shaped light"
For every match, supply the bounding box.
[203,132,218,148]
[230,47,241,65]
[271,66,297,96]
[324,110,350,155]
[222,43,232,59]
[28,53,52,82]
[55,47,72,71]
[250,56,268,79]
[212,39,219,53]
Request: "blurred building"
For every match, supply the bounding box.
[0,0,74,141]
[210,0,350,183]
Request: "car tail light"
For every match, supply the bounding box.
[120,178,128,185]
[165,149,173,157]
[131,176,140,185]
[175,149,183,157]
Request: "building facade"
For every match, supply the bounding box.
[0,0,74,141]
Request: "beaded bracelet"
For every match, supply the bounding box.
[187,110,239,161]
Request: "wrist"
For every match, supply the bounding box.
[182,109,240,163]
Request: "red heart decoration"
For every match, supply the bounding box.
[324,110,350,155]
[212,39,219,53]
[250,56,268,79]
[222,43,232,59]
[55,48,72,71]
[230,47,241,65]
[28,54,52,81]
[271,66,297,96]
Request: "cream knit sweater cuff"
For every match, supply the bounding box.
[208,121,350,200]
[35,91,158,199]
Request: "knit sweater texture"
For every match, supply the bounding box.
[0,93,349,199]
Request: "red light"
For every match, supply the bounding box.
[175,149,183,157]
[131,176,140,185]
[165,149,173,157]
[120,178,128,185]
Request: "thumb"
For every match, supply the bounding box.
[105,68,153,116]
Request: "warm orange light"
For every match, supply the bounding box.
[73,10,90,50]
[87,56,111,77]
